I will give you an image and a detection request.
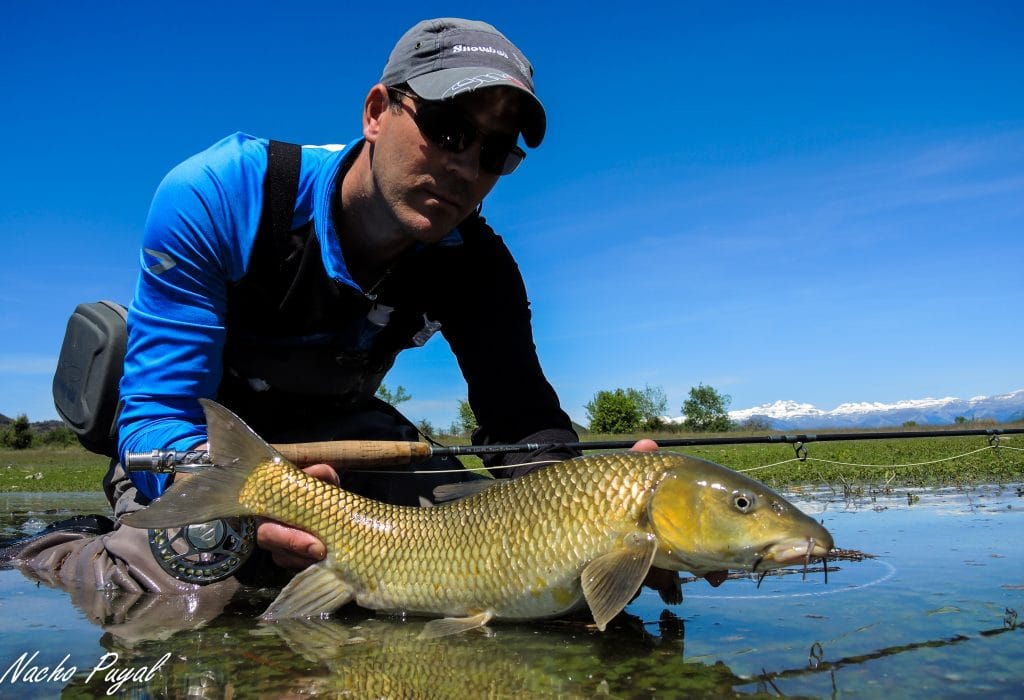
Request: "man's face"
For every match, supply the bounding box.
[365,85,523,243]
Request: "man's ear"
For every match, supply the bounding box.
[363,84,390,143]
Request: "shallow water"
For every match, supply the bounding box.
[0,485,1021,698]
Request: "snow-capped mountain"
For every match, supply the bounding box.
[723,389,1024,430]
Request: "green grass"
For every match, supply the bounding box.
[457,432,1024,489]
[668,435,1023,489]
[0,446,110,492]
[1,432,1021,494]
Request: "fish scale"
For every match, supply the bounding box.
[238,453,660,618]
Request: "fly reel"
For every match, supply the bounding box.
[148,517,256,584]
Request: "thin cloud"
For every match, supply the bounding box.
[0,355,57,375]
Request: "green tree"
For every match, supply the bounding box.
[0,414,34,449]
[739,416,772,432]
[416,418,435,436]
[631,385,668,431]
[681,384,733,433]
[376,383,411,406]
[456,399,478,435]
[585,389,642,433]
[39,424,78,447]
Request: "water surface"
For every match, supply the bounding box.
[0,485,1021,698]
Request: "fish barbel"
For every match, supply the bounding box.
[123,399,834,638]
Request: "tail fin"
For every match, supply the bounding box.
[121,399,284,528]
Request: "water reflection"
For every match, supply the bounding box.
[47,599,1022,698]
[53,607,765,698]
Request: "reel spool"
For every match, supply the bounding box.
[148,517,256,584]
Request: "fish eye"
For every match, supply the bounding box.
[732,490,757,514]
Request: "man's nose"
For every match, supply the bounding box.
[445,141,481,182]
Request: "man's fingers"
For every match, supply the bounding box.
[303,462,340,486]
[257,519,326,569]
[252,464,336,570]
[630,439,659,452]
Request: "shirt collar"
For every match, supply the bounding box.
[312,140,362,290]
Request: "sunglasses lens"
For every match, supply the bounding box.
[415,104,474,153]
[481,142,525,176]
[407,95,525,176]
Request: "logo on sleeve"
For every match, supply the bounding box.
[143,248,177,275]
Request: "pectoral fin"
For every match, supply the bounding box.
[581,532,658,631]
[419,611,494,639]
[261,562,354,620]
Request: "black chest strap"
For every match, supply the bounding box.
[250,140,302,281]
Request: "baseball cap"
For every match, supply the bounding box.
[380,18,546,148]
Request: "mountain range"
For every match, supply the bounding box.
[717,389,1024,430]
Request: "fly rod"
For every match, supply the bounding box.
[124,426,1023,475]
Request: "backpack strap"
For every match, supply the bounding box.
[264,140,302,239]
[246,140,302,280]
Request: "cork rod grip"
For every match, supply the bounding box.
[271,440,433,468]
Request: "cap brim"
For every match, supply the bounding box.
[407,68,546,148]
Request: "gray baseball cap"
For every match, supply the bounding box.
[380,18,546,148]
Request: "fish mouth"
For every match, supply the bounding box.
[753,536,834,585]
[757,536,832,569]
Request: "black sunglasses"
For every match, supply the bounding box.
[388,87,526,176]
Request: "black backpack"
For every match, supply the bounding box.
[52,301,128,457]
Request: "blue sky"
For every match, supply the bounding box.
[2,2,1022,431]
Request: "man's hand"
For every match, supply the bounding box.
[630,439,659,452]
[256,463,338,570]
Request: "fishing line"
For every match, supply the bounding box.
[737,458,802,474]
[791,445,995,470]
[341,458,564,476]
[681,558,897,601]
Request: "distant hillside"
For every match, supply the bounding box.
[31,419,67,433]
[0,414,67,433]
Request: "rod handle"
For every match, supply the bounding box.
[271,440,432,468]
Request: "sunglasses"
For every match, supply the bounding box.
[388,87,526,176]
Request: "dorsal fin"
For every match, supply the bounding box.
[203,398,285,466]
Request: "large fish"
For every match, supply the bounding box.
[123,400,834,638]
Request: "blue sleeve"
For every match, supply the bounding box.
[117,133,268,499]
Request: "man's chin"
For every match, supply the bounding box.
[402,208,463,242]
